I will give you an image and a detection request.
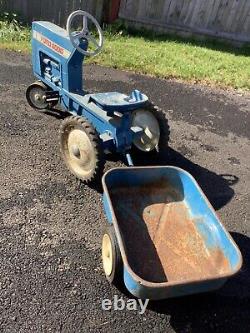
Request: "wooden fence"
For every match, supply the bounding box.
[0,0,105,26]
[119,0,250,44]
[1,0,249,44]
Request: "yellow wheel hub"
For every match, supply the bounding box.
[102,233,113,277]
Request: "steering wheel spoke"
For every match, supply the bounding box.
[83,16,88,32]
[67,10,103,57]
[87,34,100,48]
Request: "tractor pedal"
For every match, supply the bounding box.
[131,126,143,134]
[113,111,123,118]
[45,91,59,102]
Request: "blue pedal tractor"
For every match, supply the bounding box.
[26,10,169,183]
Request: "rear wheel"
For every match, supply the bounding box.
[59,116,104,184]
[132,102,170,159]
[132,109,161,152]
[102,226,123,285]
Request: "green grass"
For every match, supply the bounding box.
[0,12,31,44]
[0,13,249,91]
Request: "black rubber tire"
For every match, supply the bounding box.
[26,81,57,110]
[59,115,104,184]
[102,225,123,286]
[131,102,170,163]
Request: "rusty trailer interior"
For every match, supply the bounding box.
[105,167,242,285]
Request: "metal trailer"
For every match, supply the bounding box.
[102,166,242,300]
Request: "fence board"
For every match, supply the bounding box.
[179,0,192,24]
[162,0,173,21]
[137,0,148,19]
[1,0,249,44]
[234,0,249,34]
[120,0,250,43]
[192,1,210,29]
[0,0,105,26]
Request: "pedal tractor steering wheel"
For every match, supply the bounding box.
[66,10,104,57]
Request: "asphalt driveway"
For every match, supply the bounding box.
[0,49,249,333]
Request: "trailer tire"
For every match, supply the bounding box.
[59,116,104,184]
[102,226,123,286]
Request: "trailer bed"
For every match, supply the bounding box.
[110,181,230,283]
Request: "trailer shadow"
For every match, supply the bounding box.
[147,231,250,333]
[132,147,239,210]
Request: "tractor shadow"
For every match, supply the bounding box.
[132,147,239,210]
[43,107,69,120]
[42,106,239,209]
[147,231,250,333]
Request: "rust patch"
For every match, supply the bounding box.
[110,181,230,283]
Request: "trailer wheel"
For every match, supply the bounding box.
[132,102,170,158]
[59,116,104,184]
[102,226,123,285]
[26,81,57,110]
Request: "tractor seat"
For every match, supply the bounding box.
[88,90,148,113]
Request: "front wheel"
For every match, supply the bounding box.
[26,81,57,110]
[26,81,49,110]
